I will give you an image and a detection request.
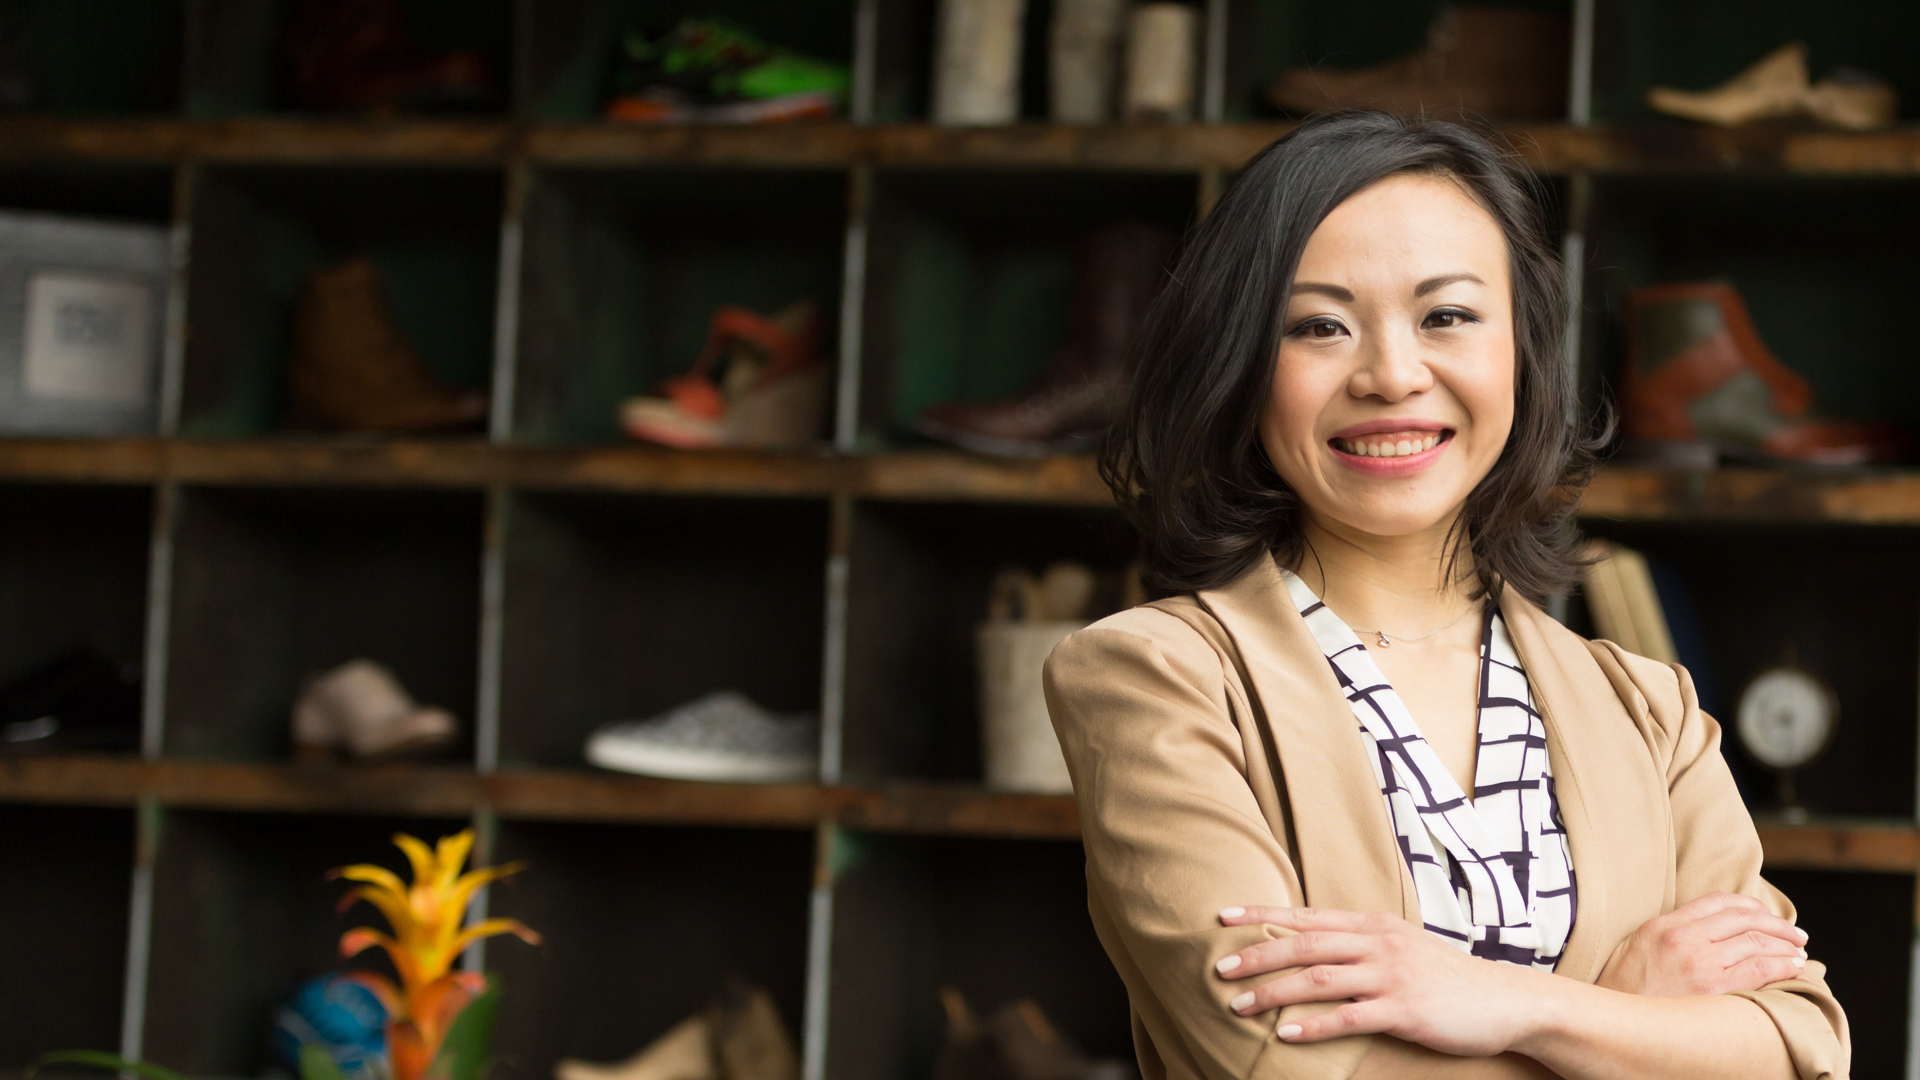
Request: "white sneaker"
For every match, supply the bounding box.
[585,690,818,783]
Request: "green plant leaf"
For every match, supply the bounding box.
[299,1045,351,1080]
[30,1051,193,1080]
[428,979,500,1080]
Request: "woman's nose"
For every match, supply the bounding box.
[1348,325,1434,402]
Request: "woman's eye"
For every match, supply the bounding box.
[1423,308,1477,329]
[1293,318,1346,339]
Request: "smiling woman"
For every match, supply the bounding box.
[1047,113,1850,1080]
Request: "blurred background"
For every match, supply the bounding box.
[1,1,1917,1078]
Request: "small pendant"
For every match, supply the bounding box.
[1375,632,1391,648]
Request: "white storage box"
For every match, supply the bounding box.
[0,210,169,435]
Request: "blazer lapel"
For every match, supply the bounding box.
[1499,591,1673,984]
[1197,556,1417,921]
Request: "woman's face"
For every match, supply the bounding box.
[1259,172,1517,544]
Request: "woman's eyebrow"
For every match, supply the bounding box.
[1415,272,1485,296]
[1290,281,1354,301]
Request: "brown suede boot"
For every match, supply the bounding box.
[287,256,488,433]
[915,221,1176,456]
[1266,5,1568,120]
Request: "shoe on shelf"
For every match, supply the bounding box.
[586,690,818,783]
[1647,42,1897,130]
[557,1015,715,1080]
[605,19,850,124]
[1622,281,1911,466]
[554,982,798,1080]
[1265,5,1568,120]
[288,256,488,433]
[291,658,458,760]
[285,0,498,113]
[0,647,141,755]
[934,988,1136,1080]
[915,222,1176,457]
[621,302,829,451]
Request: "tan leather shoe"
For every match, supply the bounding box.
[287,256,488,432]
[1803,69,1898,130]
[555,1016,716,1080]
[290,658,458,759]
[1646,43,1810,126]
[708,984,800,1080]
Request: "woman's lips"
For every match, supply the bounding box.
[1329,429,1454,473]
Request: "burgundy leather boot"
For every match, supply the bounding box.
[915,220,1176,457]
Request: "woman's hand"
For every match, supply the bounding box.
[1214,905,1549,1056]
[1595,891,1808,997]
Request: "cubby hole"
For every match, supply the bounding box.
[519,0,855,120]
[162,486,483,761]
[181,166,502,438]
[1766,869,1911,1079]
[1589,0,1920,124]
[486,820,815,1080]
[1573,522,1919,818]
[496,492,827,770]
[0,484,150,750]
[181,0,511,117]
[512,167,847,444]
[1583,177,1920,430]
[0,804,133,1068]
[825,832,1129,1080]
[858,169,1195,449]
[841,500,1134,783]
[0,164,175,223]
[0,0,183,115]
[142,808,473,1076]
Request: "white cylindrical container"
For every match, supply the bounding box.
[978,620,1084,793]
[1124,3,1198,123]
[933,0,1028,125]
[1049,0,1126,123]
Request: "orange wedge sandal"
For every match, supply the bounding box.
[620,301,828,450]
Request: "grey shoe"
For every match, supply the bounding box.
[585,690,818,783]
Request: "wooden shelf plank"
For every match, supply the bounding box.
[1581,467,1920,524]
[6,439,1920,522]
[8,756,1918,863]
[831,783,1081,839]
[1755,818,1920,872]
[3,117,1920,176]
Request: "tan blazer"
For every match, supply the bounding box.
[1044,554,1850,1080]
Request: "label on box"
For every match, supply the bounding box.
[23,271,154,405]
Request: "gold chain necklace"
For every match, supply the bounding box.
[1350,602,1480,649]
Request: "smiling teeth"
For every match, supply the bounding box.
[1338,433,1442,458]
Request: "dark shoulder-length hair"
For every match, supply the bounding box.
[1102,110,1599,607]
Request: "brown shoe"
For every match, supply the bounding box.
[1265,5,1568,120]
[286,256,488,433]
[1623,281,1910,465]
[285,0,496,113]
[915,222,1175,457]
[933,989,1134,1080]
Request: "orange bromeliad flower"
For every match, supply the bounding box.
[330,830,540,1080]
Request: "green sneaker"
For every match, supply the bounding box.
[605,18,850,124]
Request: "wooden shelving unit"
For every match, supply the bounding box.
[3,0,1919,1077]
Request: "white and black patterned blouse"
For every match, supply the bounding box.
[1281,568,1578,971]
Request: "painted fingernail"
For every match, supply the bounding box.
[1216,954,1242,974]
[1792,957,1806,969]
[1796,947,1807,958]
[1277,1023,1303,1040]
[1230,992,1255,1011]
[1220,907,1246,919]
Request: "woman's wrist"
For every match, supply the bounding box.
[1498,964,1591,1059]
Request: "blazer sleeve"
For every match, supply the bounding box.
[1593,642,1851,1080]
[1045,610,1373,1080]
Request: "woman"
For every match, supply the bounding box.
[1044,112,1848,1080]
